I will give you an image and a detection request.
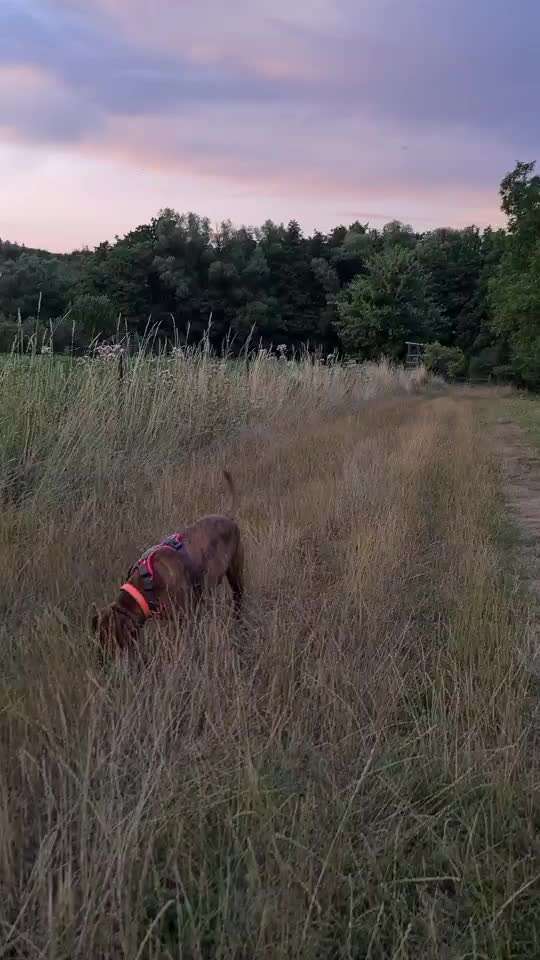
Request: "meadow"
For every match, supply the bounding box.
[0,350,538,959]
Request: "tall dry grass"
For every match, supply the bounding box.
[0,351,418,505]
[0,354,538,958]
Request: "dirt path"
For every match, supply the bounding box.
[492,415,540,673]
[493,417,540,594]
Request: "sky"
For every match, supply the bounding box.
[1,0,539,252]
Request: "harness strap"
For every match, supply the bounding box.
[120,582,151,619]
[163,533,185,552]
[128,533,186,614]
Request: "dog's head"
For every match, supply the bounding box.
[91,603,140,656]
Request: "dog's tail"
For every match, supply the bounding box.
[223,469,237,517]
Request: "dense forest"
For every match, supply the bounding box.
[1,162,539,385]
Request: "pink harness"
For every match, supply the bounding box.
[127,532,186,614]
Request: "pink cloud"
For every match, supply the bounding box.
[2,0,530,250]
[1,134,504,255]
[93,0,339,49]
[76,0,339,87]
[0,61,101,144]
[91,100,511,202]
[0,64,54,88]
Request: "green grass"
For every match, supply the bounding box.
[497,393,540,447]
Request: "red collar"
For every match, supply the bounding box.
[120,582,151,619]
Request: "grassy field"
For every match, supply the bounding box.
[498,392,540,448]
[0,353,538,959]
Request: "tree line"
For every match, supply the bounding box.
[1,162,539,385]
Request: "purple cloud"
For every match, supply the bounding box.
[1,0,539,247]
[5,0,538,139]
[332,0,540,144]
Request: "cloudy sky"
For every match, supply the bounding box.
[1,0,539,251]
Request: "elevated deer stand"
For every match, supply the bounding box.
[405,341,425,369]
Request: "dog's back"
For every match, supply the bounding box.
[181,514,241,584]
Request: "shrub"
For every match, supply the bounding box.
[68,294,118,345]
[424,341,466,380]
[509,331,540,390]
[468,346,500,381]
[0,320,22,353]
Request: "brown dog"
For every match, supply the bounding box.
[92,471,243,655]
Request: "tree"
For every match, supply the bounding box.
[254,219,335,348]
[77,228,156,321]
[490,162,540,386]
[330,222,373,284]
[234,298,281,339]
[0,178,535,368]
[500,161,540,240]
[0,253,75,321]
[416,228,483,349]
[243,246,270,287]
[151,210,214,338]
[68,295,117,344]
[381,220,417,251]
[335,247,442,360]
[490,246,540,386]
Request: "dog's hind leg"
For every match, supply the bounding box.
[226,540,244,617]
